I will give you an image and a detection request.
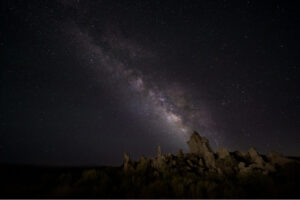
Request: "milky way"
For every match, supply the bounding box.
[65,22,219,148]
[2,0,299,166]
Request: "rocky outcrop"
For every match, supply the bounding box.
[187,132,213,154]
[217,148,230,159]
[177,149,184,158]
[267,151,294,166]
[123,131,299,177]
[187,131,216,169]
[248,147,265,167]
[233,151,249,162]
[151,146,167,171]
[123,153,135,173]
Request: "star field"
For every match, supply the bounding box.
[0,0,299,165]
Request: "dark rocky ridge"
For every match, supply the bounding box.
[124,131,298,177]
[0,131,299,198]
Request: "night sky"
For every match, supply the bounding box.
[1,0,299,166]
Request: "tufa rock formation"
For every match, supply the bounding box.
[123,153,135,173]
[187,131,216,169]
[187,131,213,154]
[151,146,167,171]
[123,131,299,176]
[216,148,230,159]
[267,151,293,166]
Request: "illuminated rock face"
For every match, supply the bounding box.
[217,148,230,159]
[187,131,213,154]
[187,131,216,169]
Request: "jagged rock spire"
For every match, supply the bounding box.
[123,152,134,173]
[187,131,216,169]
[187,131,214,154]
[158,146,162,157]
